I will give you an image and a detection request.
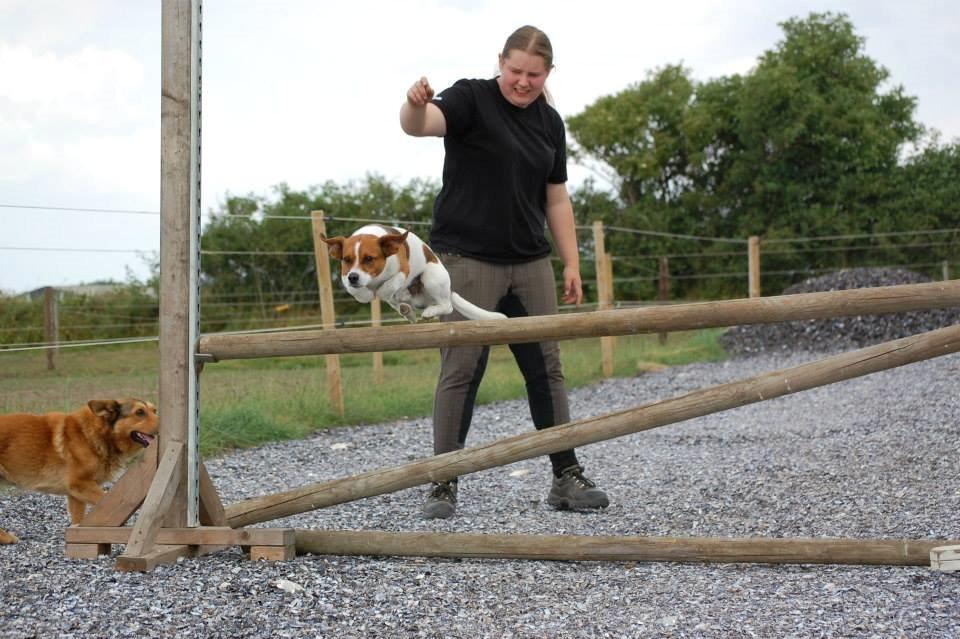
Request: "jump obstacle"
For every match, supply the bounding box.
[62,0,960,572]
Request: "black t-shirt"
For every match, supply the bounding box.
[429,78,568,263]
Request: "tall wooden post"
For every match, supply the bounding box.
[43,287,58,370]
[66,0,293,571]
[657,257,670,344]
[592,221,615,377]
[748,235,761,298]
[310,210,345,416]
[370,298,384,385]
[943,260,950,282]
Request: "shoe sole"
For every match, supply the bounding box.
[422,503,456,519]
[547,494,610,510]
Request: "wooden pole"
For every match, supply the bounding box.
[658,256,669,344]
[154,0,199,534]
[43,286,58,370]
[943,260,950,282]
[748,235,761,298]
[602,252,616,376]
[370,297,384,385]
[224,321,960,527]
[295,530,959,567]
[310,210,345,416]
[593,221,614,377]
[199,280,960,361]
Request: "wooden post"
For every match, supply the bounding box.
[43,286,58,370]
[748,235,761,298]
[593,221,614,377]
[943,260,950,282]
[657,257,669,344]
[370,297,384,385]
[310,210,345,417]
[198,281,960,361]
[224,321,960,527]
[66,0,292,572]
[295,530,960,567]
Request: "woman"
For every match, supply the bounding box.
[400,25,609,519]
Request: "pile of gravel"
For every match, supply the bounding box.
[720,267,960,356]
[1,350,959,638]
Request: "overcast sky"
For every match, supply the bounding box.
[1,0,958,294]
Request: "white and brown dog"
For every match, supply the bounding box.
[321,224,506,323]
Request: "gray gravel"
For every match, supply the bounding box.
[721,267,960,356]
[2,347,959,638]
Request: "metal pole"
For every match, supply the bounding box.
[186,0,203,527]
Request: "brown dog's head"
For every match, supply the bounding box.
[88,398,159,454]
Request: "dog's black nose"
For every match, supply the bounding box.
[348,272,360,286]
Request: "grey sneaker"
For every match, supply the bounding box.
[422,481,458,519]
[547,465,610,510]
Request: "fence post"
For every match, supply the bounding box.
[592,221,615,377]
[658,257,670,344]
[310,210,345,417]
[370,297,384,385]
[748,236,761,298]
[943,260,950,282]
[43,287,59,370]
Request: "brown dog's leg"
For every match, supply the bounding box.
[67,483,106,524]
[0,528,17,544]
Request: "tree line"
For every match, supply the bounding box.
[3,12,957,343]
[198,12,957,311]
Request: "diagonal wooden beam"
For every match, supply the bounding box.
[225,322,960,528]
[115,441,184,570]
[79,443,158,527]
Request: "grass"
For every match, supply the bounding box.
[0,329,728,456]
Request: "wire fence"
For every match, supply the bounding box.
[1,204,957,353]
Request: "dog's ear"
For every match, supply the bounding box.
[379,231,409,257]
[88,400,121,426]
[320,234,345,260]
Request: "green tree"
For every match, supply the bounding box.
[567,12,926,298]
[198,175,437,330]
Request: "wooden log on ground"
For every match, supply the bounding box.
[225,322,960,528]
[199,281,960,361]
[296,530,960,567]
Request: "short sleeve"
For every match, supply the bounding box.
[548,114,568,184]
[432,79,477,138]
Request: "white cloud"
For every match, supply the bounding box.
[0,43,146,127]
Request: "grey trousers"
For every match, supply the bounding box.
[432,254,579,476]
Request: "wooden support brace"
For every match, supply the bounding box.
[115,441,184,569]
[930,545,960,572]
[64,446,159,558]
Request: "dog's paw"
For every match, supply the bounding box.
[398,303,417,323]
[0,529,18,544]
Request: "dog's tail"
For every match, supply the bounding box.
[451,293,507,321]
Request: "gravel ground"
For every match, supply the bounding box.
[721,267,960,356]
[2,345,959,638]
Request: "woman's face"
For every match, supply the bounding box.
[497,49,551,108]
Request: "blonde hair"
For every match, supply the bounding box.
[501,25,554,69]
[499,25,556,106]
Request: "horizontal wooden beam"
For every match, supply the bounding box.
[296,530,960,566]
[225,322,960,528]
[66,526,294,547]
[198,280,960,360]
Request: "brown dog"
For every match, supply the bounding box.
[0,398,159,544]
